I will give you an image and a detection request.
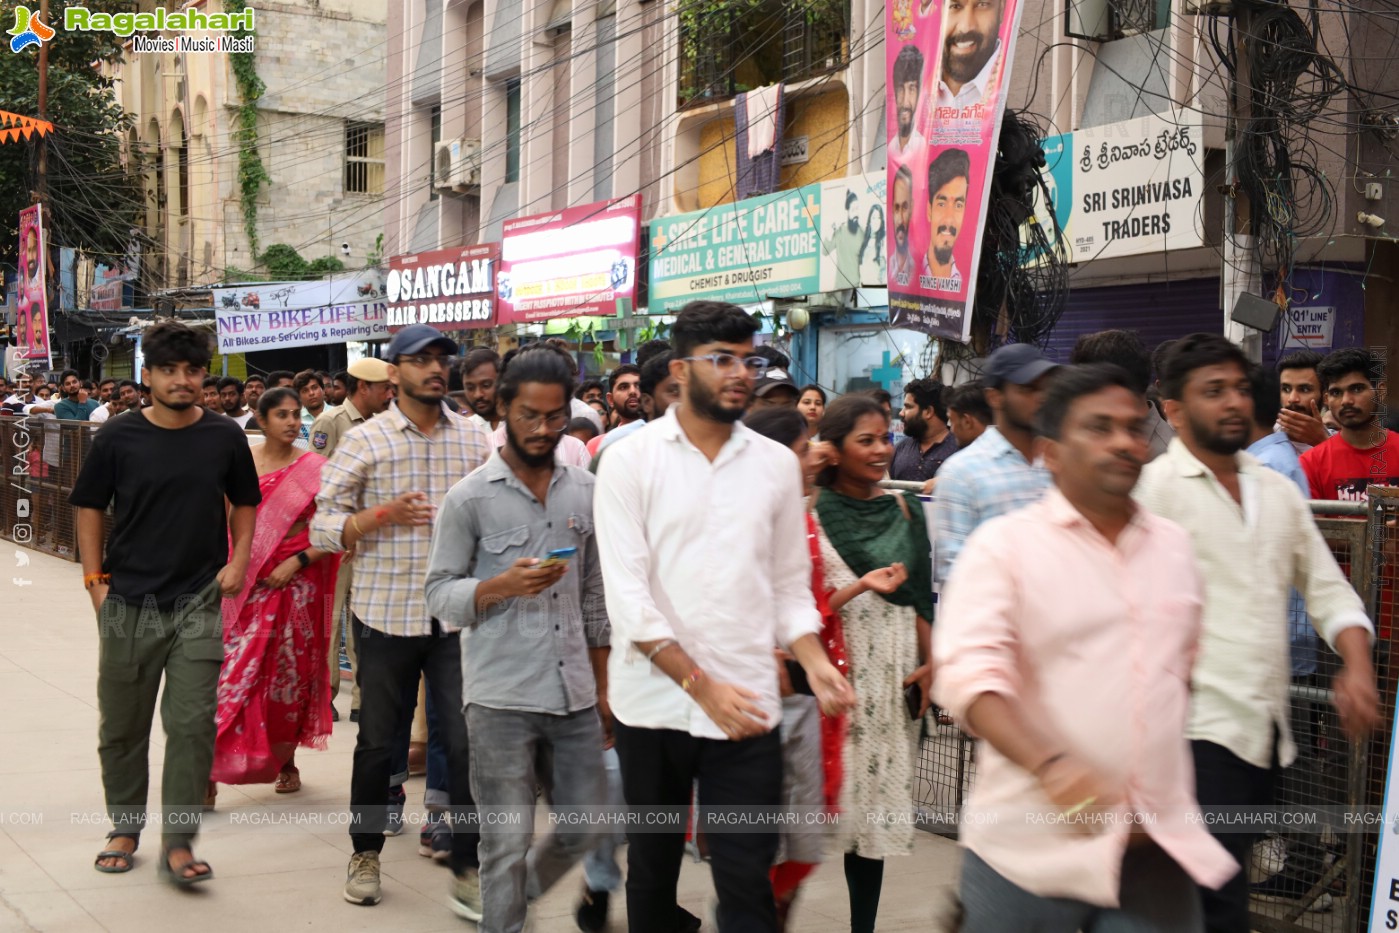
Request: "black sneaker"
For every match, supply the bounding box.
[349,709,360,723]
[331,706,340,722]
[677,906,701,933]
[575,887,609,932]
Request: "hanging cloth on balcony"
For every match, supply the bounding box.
[735,84,783,199]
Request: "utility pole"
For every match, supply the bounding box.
[35,0,49,203]
[1222,1,1263,361]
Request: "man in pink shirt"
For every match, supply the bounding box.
[935,364,1237,930]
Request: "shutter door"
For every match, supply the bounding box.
[1041,277,1222,363]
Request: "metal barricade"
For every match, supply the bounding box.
[0,415,100,561]
[912,489,1398,933]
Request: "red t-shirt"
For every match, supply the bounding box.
[1300,430,1399,501]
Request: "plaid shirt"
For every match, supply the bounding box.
[311,401,491,636]
[933,426,1051,583]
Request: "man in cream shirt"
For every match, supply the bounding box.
[1134,333,1379,933]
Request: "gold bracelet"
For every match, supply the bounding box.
[351,515,366,536]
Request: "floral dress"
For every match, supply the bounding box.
[816,515,919,858]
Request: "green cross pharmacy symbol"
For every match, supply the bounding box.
[871,351,902,393]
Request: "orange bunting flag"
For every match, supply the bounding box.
[0,109,52,143]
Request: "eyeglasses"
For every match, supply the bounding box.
[397,354,457,370]
[681,353,770,376]
[511,410,570,433]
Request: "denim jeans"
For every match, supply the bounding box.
[583,747,625,892]
[960,845,1204,933]
[466,705,607,933]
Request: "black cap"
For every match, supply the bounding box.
[753,368,799,397]
[983,344,1058,389]
[386,324,458,360]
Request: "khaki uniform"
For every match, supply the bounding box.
[311,399,367,709]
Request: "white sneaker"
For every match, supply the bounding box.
[343,851,382,906]
[448,867,483,921]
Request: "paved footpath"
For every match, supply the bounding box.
[0,546,960,932]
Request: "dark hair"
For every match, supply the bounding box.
[1159,333,1250,401]
[461,347,501,376]
[859,204,885,266]
[575,378,604,400]
[671,301,760,358]
[82,379,96,391]
[202,375,219,390]
[744,406,809,449]
[798,384,827,404]
[117,379,138,393]
[243,374,266,388]
[1150,340,1176,387]
[640,352,675,397]
[1277,349,1323,375]
[293,369,324,392]
[865,388,893,407]
[753,344,791,370]
[1317,347,1384,392]
[845,190,859,209]
[566,417,600,440]
[945,380,992,424]
[542,338,580,376]
[142,321,213,370]
[59,369,79,383]
[903,377,947,424]
[608,363,641,390]
[927,148,971,202]
[217,376,243,394]
[893,44,924,91]
[332,370,348,386]
[266,369,295,387]
[894,163,914,193]
[1249,365,1283,430]
[816,394,889,486]
[1035,364,1139,441]
[636,339,672,368]
[498,346,576,408]
[257,386,300,420]
[1070,329,1152,396]
[98,377,116,388]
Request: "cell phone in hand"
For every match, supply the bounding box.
[538,546,578,569]
[903,682,923,720]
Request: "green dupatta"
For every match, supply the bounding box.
[814,488,934,618]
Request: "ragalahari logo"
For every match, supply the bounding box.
[8,5,55,52]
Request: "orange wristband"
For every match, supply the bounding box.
[84,573,111,589]
[374,507,389,526]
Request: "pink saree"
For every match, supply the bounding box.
[212,453,341,784]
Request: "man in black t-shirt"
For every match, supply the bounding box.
[70,322,260,885]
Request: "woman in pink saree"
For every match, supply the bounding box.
[211,387,341,793]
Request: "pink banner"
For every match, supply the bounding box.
[16,204,51,364]
[497,194,641,324]
[886,0,1023,342]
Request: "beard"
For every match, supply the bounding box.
[933,243,955,265]
[469,396,496,417]
[904,413,927,441]
[162,398,196,412]
[895,221,909,247]
[688,373,745,424]
[848,217,860,235]
[1187,413,1247,455]
[945,31,996,83]
[505,420,558,468]
[898,109,913,139]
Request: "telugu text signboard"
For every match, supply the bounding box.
[386,244,499,332]
[648,187,821,312]
[497,195,641,324]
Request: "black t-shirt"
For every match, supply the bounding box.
[70,408,261,609]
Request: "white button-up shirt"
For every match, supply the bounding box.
[594,407,822,740]
[1134,439,1373,768]
[936,45,1002,112]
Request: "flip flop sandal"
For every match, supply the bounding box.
[275,767,301,793]
[158,847,214,886]
[94,840,138,874]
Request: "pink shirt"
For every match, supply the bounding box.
[933,488,1237,906]
[487,422,592,468]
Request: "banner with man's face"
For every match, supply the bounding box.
[886,0,1024,342]
[15,204,51,365]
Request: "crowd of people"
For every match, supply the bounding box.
[1,306,1393,933]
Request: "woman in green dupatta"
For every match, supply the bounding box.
[812,394,934,933]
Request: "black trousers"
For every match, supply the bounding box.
[349,617,479,872]
[1192,737,1280,933]
[614,721,783,933]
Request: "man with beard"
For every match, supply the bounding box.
[98,378,116,404]
[329,371,349,407]
[892,377,959,482]
[919,149,969,291]
[938,0,1004,110]
[425,349,610,933]
[936,364,1237,930]
[890,45,926,160]
[1136,334,1379,933]
[1071,329,1175,460]
[242,374,266,412]
[71,321,260,883]
[934,344,1057,584]
[595,300,855,933]
[90,379,138,424]
[200,376,221,411]
[311,324,492,917]
[218,377,253,427]
[1301,347,1399,500]
[460,347,502,432]
[55,369,101,420]
[607,363,643,428]
[827,190,864,290]
[591,349,683,463]
[890,165,917,287]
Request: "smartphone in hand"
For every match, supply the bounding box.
[538,546,578,569]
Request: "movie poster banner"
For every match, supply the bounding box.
[16,204,51,364]
[497,194,641,323]
[886,0,1025,341]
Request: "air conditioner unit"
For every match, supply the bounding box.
[434,137,482,193]
[433,141,458,194]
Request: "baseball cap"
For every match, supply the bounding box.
[346,357,391,383]
[385,324,458,360]
[983,344,1058,389]
[753,368,799,397]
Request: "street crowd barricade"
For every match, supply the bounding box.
[903,483,1399,933]
[0,415,105,561]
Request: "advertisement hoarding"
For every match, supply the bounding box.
[386,243,499,332]
[15,204,51,364]
[213,270,388,352]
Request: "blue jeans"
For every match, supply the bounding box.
[960,845,1204,933]
[583,747,624,892]
[467,705,607,933]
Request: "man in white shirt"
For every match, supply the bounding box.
[937,0,1004,110]
[890,165,917,288]
[1134,333,1379,933]
[89,380,138,424]
[889,44,926,161]
[594,301,854,933]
